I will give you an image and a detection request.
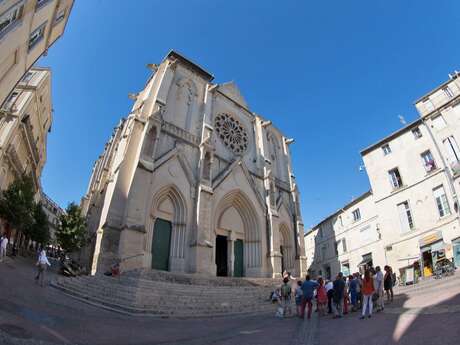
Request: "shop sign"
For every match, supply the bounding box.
[419,231,443,248]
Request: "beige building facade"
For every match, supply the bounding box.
[40,191,64,243]
[304,191,384,280]
[305,72,460,282]
[0,67,53,238]
[82,51,307,278]
[0,0,73,107]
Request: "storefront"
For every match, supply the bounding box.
[358,253,373,274]
[341,261,350,276]
[419,231,445,277]
[452,238,460,268]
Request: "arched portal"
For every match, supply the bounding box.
[279,223,294,274]
[148,186,187,271]
[214,191,261,277]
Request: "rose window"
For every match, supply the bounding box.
[214,113,248,154]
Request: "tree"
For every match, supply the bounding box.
[56,202,86,253]
[0,174,35,242]
[29,202,50,245]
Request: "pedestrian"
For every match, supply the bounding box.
[0,234,8,262]
[325,279,334,314]
[300,275,319,319]
[316,277,328,316]
[384,265,394,303]
[35,249,51,287]
[343,275,349,315]
[295,280,303,316]
[332,272,345,318]
[280,277,292,317]
[349,274,358,312]
[374,266,384,312]
[356,273,363,309]
[360,270,375,319]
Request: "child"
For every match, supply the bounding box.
[295,280,303,316]
[316,277,328,316]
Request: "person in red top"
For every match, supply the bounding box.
[360,270,374,319]
[316,277,328,316]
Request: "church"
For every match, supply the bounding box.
[81,51,307,278]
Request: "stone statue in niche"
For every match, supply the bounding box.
[142,126,157,160]
[176,78,197,131]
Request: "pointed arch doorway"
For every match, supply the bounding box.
[151,218,172,270]
[214,191,261,277]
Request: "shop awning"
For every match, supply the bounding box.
[358,257,372,266]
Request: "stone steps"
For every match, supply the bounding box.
[51,274,279,318]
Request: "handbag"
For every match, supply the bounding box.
[372,292,379,302]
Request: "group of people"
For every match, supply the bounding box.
[274,266,395,320]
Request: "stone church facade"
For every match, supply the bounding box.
[82,51,307,278]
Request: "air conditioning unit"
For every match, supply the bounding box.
[385,245,393,251]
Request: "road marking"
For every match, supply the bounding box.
[40,325,71,343]
[239,329,261,334]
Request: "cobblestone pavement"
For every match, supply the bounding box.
[1,256,460,345]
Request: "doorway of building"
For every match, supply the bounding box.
[453,240,460,268]
[422,250,433,277]
[234,239,244,277]
[151,218,172,271]
[280,245,285,274]
[216,235,228,276]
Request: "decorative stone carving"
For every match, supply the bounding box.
[214,113,248,155]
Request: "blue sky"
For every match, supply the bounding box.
[39,0,460,228]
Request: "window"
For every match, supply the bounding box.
[22,71,34,83]
[443,86,454,99]
[0,1,24,37]
[443,136,460,167]
[431,115,447,130]
[381,144,391,155]
[421,150,436,172]
[423,98,435,112]
[360,226,372,243]
[342,238,347,253]
[397,201,414,233]
[2,91,19,110]
[412,127,422,139]
[388,168,403,189]
[28,22,47,51]
[35,0,52,11]
[54,7,66,24]
[352,208,361,222]
[334,241,339,255]
[433,185,451,217]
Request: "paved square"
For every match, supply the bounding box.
[1,257,460,345]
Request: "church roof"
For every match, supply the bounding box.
[217,81,249,109]
[165,50,214,81]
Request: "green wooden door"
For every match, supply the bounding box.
[234,239,244,277]
[151,218,172,271]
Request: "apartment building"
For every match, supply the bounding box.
[40,191,64,243]
[0,67,52,193]
[304,191,384,280]
[305,72,460,283]
[0,0,73,106]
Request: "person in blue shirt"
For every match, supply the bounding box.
[300,275,319,319]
